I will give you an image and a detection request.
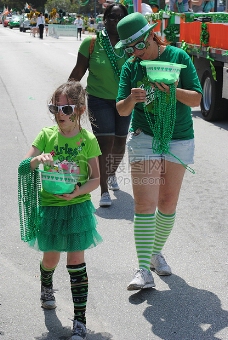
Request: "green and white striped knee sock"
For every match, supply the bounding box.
[152,210,176,255]
[134,213,156,271]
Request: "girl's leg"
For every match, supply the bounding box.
[150,161,186,275]
[67,251,87,338]
[40,251,60,309]
[127,160,161,290]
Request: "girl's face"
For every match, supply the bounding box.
[54,94,78,129]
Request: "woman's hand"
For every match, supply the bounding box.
[152,80,179,94]
[130,88,147,103]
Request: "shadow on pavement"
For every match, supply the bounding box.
[128,274,228,340]
[192,111,228,131]
[95,190,134,222]
[34,309,114,340]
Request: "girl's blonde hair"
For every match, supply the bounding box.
[50,80,87,130]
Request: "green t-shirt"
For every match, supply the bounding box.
[33,126,101,206]
[79,32,129,100]
[116,45,203,140]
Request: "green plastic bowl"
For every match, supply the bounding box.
[140,61,187,84]
[37,170,82,195]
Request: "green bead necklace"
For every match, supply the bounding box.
[18,157,41,242]
[142,45,195,173]
[99,29,126,78]
[144,82,177,155]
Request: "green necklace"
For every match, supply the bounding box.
[99,29,125,78]
[144,82,177,155]
[141,46,195,173]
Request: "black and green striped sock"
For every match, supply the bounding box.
[40,262,56,288]
[67,263,88,325]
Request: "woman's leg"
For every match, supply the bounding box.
[96,135,115,194]
[40,251,60,309]
[108,135,127,176]
[88,96,115,205]
[107,104,131,190]
[67,251,87,338]
[127,160,161,290]
[150,161,186,275]
[88,96,130,204]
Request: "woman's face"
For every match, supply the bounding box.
[126,31,154,60]
[105,6,125,35]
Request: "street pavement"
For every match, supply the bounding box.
[0,25,228,340]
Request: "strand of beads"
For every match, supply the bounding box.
[99,29,125,78]
[144,83,177,155]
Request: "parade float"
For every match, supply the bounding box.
[117,0,228,121]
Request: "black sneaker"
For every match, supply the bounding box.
[40,284,56,309]
[71,319,87,339]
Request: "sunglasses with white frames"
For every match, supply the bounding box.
[48,104,76,116]
[124,32,150,54]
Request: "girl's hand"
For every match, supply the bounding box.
[55,184,81,201]
[36,153,54,167]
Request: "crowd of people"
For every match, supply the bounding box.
[18,4,203,340]
[168,0,215,12]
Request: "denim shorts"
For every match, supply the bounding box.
[127,130,195,165]
[88,95,131,136]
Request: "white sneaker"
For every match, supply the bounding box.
[107,175,119,191]
[150,253,172,276]
[99,192,112,207]
[127,268,155,291]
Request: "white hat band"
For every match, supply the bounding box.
[120,24,151,45]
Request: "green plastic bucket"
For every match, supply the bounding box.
[37,169,82,195]
[140,61,187,84]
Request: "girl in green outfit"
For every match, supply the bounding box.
[18,81,102,340]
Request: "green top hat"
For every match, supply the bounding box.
[149,0,159,6]
[115,12,158,49]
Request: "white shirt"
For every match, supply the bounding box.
[37,15,45,26]
[74,18,83,28]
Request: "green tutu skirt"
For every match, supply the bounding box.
[29,200,102,252]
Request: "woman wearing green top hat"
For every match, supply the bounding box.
[116,12,202,291]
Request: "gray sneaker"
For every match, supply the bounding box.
[71,320,87,340]
[107,175,119,191]
[40,284,56,309]
[150,253,172,276]
[99,192,112,207]
[127,268,155,291]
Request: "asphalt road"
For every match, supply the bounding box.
[0,25,228,340]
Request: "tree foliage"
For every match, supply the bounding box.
[0,0,103,14]
[0,0,46,12]
[45,0,71,12]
